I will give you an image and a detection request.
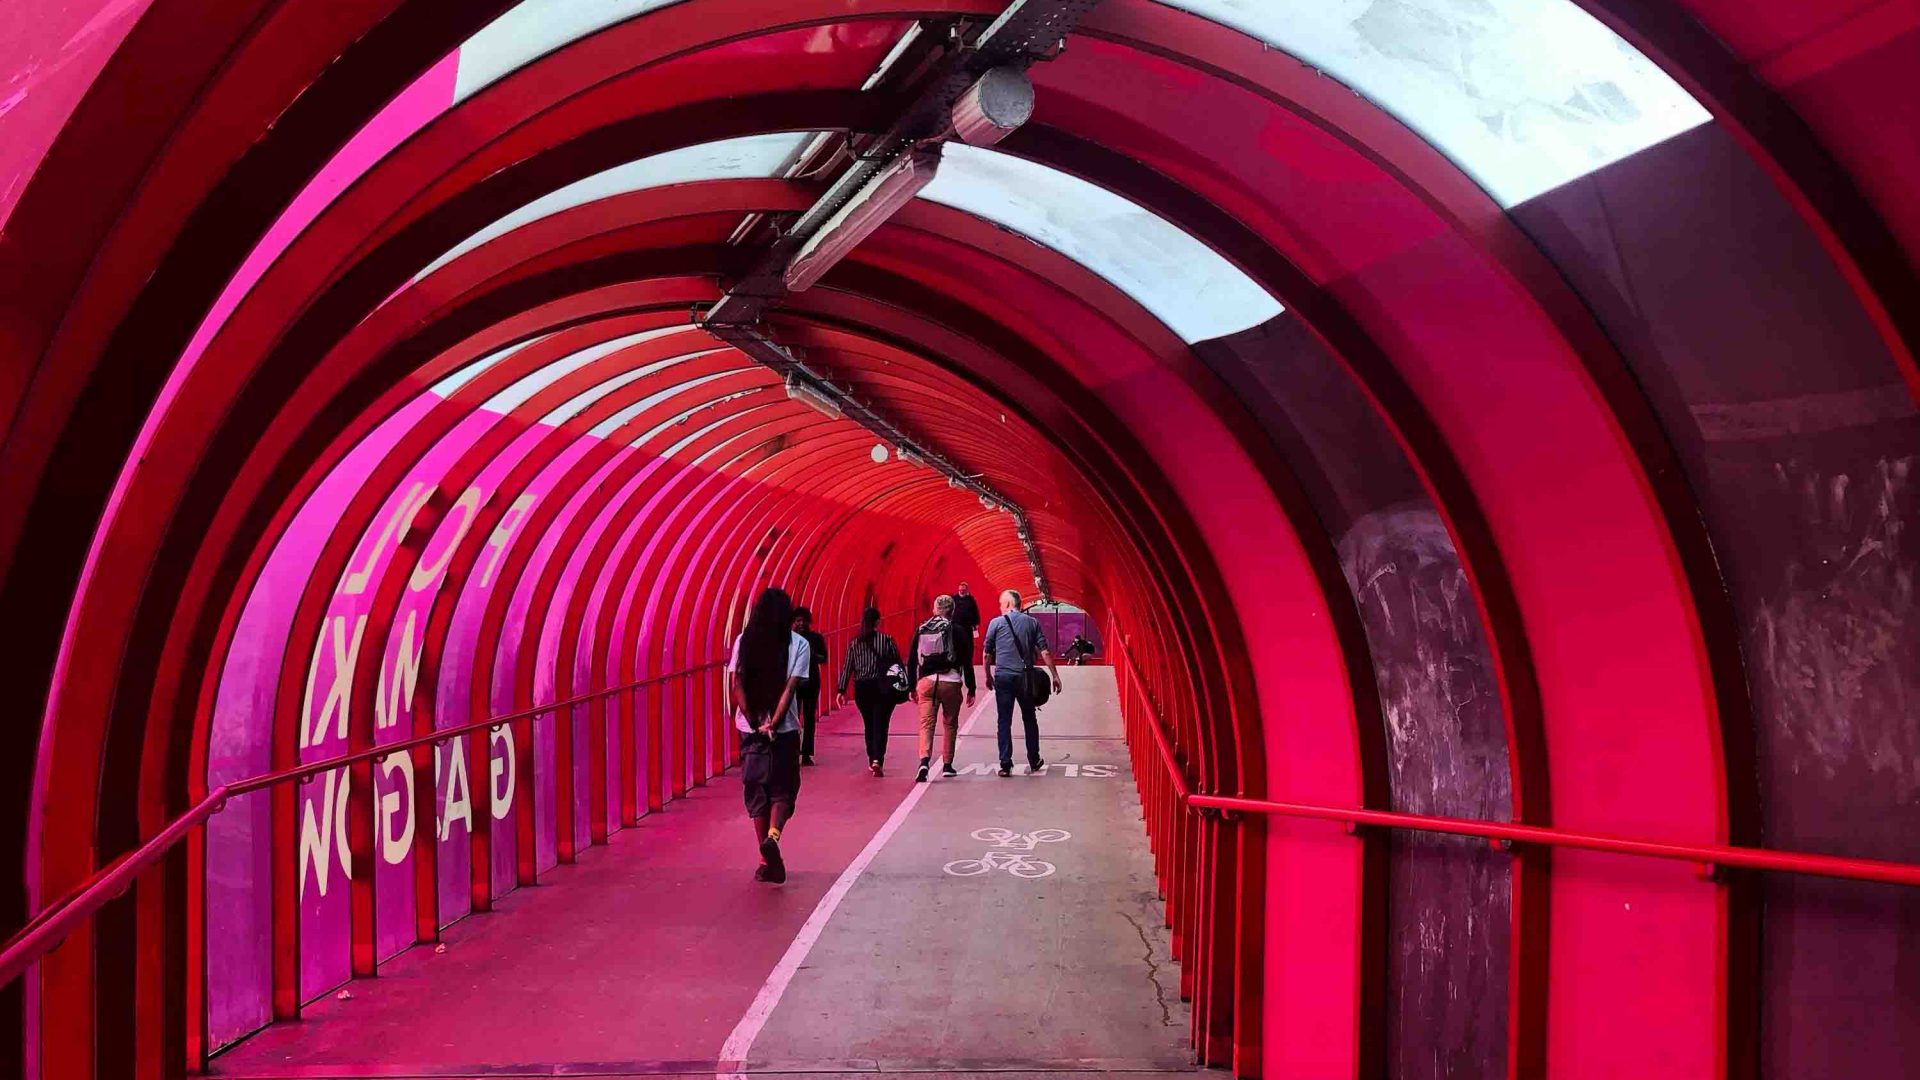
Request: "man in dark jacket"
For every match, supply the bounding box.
[907,595,976,782]
[951,582,983,660]
[790,607,829,765]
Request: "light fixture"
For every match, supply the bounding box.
[899,448,927,467]
[784,374,843,419]
[950,67,1034,146]
[785,147,942,292]
[871,443,890,464]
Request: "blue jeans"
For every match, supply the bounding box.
[993,670,1041,768]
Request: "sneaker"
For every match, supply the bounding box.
[759,836,785,883]
[998,763,1013,777]
[941,762,958,778]
[869,760,883,778]
[915,764,929,783]
[1027,759,1046,775]
[801,755,815,767]
[753,864,772,882]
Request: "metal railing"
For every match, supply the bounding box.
[0,608,911,990]
[1112,637,1920,888]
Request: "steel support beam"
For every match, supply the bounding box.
[697,0,1104,601]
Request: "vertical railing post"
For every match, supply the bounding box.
[646,682,665,812]
[513,711,536,886]
[620,687,639,826]
[467,726,493,913]
[671,675,688,799]
[589,693,610,846]
[556,696,577,864]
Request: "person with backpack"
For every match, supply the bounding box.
[728,587,811,884]
[836,606,905,777]
[907,594,976,783]
[982,589,1063,777]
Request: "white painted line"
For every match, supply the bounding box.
[715,691,996,1079]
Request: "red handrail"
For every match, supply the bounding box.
[0,785,232,988]
[0,608,908,990]
[1185,794,1920,887]
[229,659,724,798]
[1111,637,1920,889]
[1110,636,1189,802]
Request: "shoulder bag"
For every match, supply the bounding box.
[1008,620,1053,707]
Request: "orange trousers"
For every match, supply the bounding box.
[916,677,964,762]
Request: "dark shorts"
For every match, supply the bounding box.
[741,730,802,817]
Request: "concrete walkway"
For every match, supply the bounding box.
[211,667,1191,1078]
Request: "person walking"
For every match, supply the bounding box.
[907,594,975,783]
[836,607,903,777]
[728,587,811,884]
[983,589,1062,777]
[790,606,828,765]
[952,582,983,660]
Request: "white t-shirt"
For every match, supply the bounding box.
[728,631,811,734]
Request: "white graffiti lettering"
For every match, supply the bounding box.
[298,768,352,899]
[300,615,367,750]
[411,485,484,592]
[477,493,538,588]
[490,726,515,819]
[341,482,435,595]
[378,752,415,865]
[375,611,423,731]
[437,737,473,841]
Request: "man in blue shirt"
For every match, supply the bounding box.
[982,589,1063,777]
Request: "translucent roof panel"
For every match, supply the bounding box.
[453,0,682,101]
[918,143,1283,344]
[481,326,699,415]
[416,133,814,279]
[428,334,550,398]
[1156,0,1709,206]
[587,362,736,439]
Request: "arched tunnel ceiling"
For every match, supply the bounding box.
[1,2,1918,1079]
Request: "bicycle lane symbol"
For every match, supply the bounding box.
[942,827,1072,879]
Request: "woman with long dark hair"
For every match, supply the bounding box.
[835,606,903,777]
[728,587,810,883]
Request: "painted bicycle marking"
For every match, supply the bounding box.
[943,827,1072,879]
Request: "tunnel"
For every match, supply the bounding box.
[2,1,1917,1078]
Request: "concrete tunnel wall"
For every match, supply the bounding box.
[0,2,1917,1079]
